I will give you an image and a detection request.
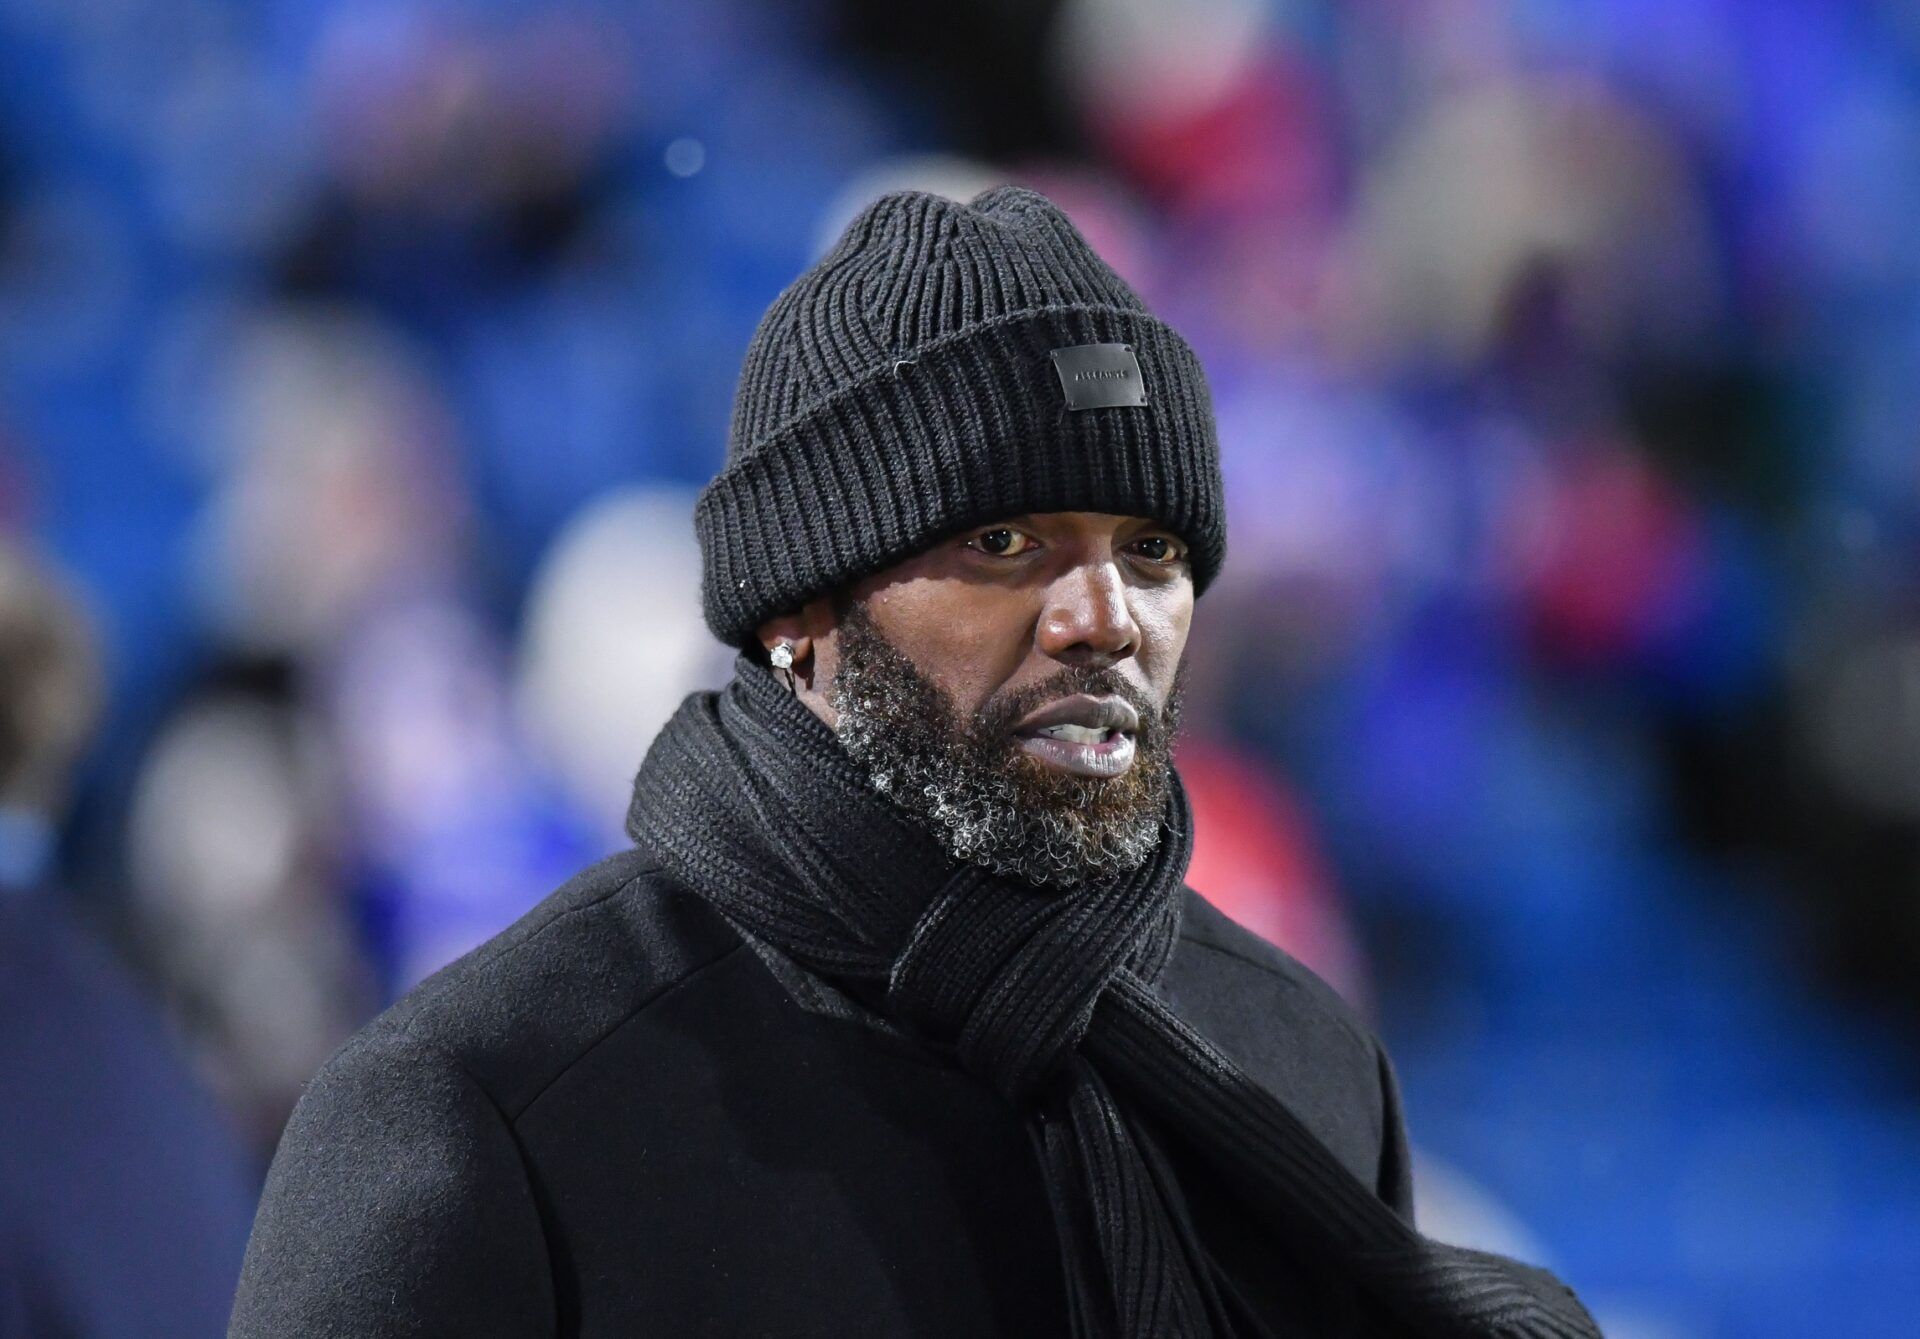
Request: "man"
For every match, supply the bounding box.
[230,186,1597,1337]
[0,541,256,1337]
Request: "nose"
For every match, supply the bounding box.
[1036,562,1140,668]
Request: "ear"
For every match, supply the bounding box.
[754,595,843,725]
[754,612,810,666]
[753,594,841,680]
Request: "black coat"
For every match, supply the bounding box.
[228,849,1414,1337]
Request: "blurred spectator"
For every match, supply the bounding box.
[0,540,253,1337]
[123,659,373,1148]
[515,484,732,842]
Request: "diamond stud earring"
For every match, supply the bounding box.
[770,642,796,693]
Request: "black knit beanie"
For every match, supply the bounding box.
[695,184,1227,646]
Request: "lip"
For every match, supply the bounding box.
[1012,694,1141,778]
[1011,694,1141,737]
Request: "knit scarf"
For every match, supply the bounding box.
[627,657,1601,1339]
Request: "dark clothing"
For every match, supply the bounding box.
[624,655,1437,1338]
[229,850,1410,1337]
[0,891,255,1339]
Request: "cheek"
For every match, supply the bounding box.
[1133,587,1193,688]
[862,580,1034,713]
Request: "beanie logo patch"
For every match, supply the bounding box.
[1049,343,1147,410]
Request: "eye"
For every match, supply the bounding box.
[967,527,1038,557]
[1127,533,1187,565]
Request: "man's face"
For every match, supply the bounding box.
[790,512,1194,886]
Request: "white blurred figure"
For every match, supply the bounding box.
[126,677,372,1145]
[186,304,467,659]
[516,486,731,844]
[1050,0,1266,139]
[1342,77,1719,369]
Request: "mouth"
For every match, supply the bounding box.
[1011,693,1140,779]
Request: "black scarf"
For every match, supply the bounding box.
[627,658,1600,1338]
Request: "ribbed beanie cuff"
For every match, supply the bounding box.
[698,187,1226,646]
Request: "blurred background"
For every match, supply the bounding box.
[2,0,1919,1334]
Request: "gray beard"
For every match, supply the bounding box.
[826,602,1181,889]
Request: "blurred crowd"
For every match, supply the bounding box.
[4,0,1920,1335]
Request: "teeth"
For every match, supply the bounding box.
[1038,723,1108,745]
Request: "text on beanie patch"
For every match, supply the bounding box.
[1049,342,1147,410]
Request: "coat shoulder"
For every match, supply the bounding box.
[232,854,747,1336]
[231,1017,557,1337]
[352,849,747,1121]
[1163,889,1394,1188]
[1171,888,1376,1057]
